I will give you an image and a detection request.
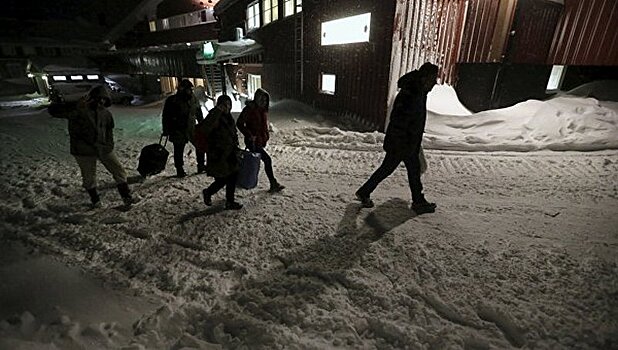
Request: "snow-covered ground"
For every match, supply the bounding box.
[0,87,617,349]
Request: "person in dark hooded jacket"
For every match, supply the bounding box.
[200,95,243,210]
[236,88,285,192]
[162,79,204,177]
[355,62,438,214]
[68,85,136,207]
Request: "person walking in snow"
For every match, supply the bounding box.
[201,94,243,210]
[236,88,285,193]
[355,62,439,214]
[68,85,136,208]
[162,79,205,177]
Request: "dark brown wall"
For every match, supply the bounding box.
[507,0,563,63]
[303,0,396,130]
[549,0,618,65]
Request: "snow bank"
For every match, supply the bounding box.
[275,96,618,152]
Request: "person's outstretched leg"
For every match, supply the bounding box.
[356,152,401,207]
[203,177,226,205]
[74,155,100,207]
[173,142,186,177]
[403,149,435,214]
[196,148,206,174]
[224,172,242,210]
[256,146,284,192]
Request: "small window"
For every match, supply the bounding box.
[321,13,371,46]
[52,75,67,81]
[546,65,566,91]
[70,75,83,80]
[149,20,156,32]
[263,0,279,25]
[247,1,261,31]
[320,73,336,95]
[247,74,262,98]
[161,18,170,30]
[284,0,301,17]
[86,74,99,80]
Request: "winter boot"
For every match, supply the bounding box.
[87,188,101,208]
[355,190,374,208]
[176,168,187,178]
[197,164,207,174]
[117,183,137,206]
[411,200,436,215]
[268,182,285,193]
[202,189,212,206]
[224,201,243,210]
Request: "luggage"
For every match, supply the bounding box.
[237,149,261,189]
[192,122,208,153]
[137,136,169,177]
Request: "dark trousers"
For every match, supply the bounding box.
[358,151,424,203]
[248,144,276,185]
[173,142,205,170]
[204,172,238,202]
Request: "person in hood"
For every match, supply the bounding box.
[201,94,243,210]
[236,88,285,193]
[355,62,439,214]
[162,79,204,177]
[68,85,136,207]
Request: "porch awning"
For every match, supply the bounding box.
[28,56,99,74]
[196,38,263,65]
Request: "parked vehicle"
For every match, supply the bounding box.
[47,73,134,117]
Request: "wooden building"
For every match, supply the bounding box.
[212,0,617,130]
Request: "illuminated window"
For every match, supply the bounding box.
[161,18,170,30]
[70,75,83,80]
[321,13,371,46]
[320,73,336,95]
[262,0,278,25]
[86,75,99,80]
[149,20,156,32]
[247,1,260,31]
[546,65,565,91]
[283,0,301,17]
[247,74,262,98]
[52,75,67,81]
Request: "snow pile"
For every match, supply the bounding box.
[274,95,618,152]
[427,84,471,116]
[425,96,618,151]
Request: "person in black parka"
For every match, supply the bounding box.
[162,79,204,178]
[68,85,136,207]
[200,95,243,210]
[356,62,439,214]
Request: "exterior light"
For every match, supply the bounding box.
[53,75,67,81]
[27,73,34,78]
[86,75,99,80]
[186,42,191,46]
[202,42,215,59]
[71,75,83,80]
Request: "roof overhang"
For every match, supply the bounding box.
[197,38,263,64]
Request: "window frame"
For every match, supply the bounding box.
[321,12,371,46]
[262,0,279,25]
[283,0,301,17]
[247,1,261,31]
[320,73,336,95]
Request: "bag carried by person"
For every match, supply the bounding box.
[137,135,169,177]
[193,121,208,153]
[237,149,261,189]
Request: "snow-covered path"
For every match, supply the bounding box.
[0,101,617,349]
